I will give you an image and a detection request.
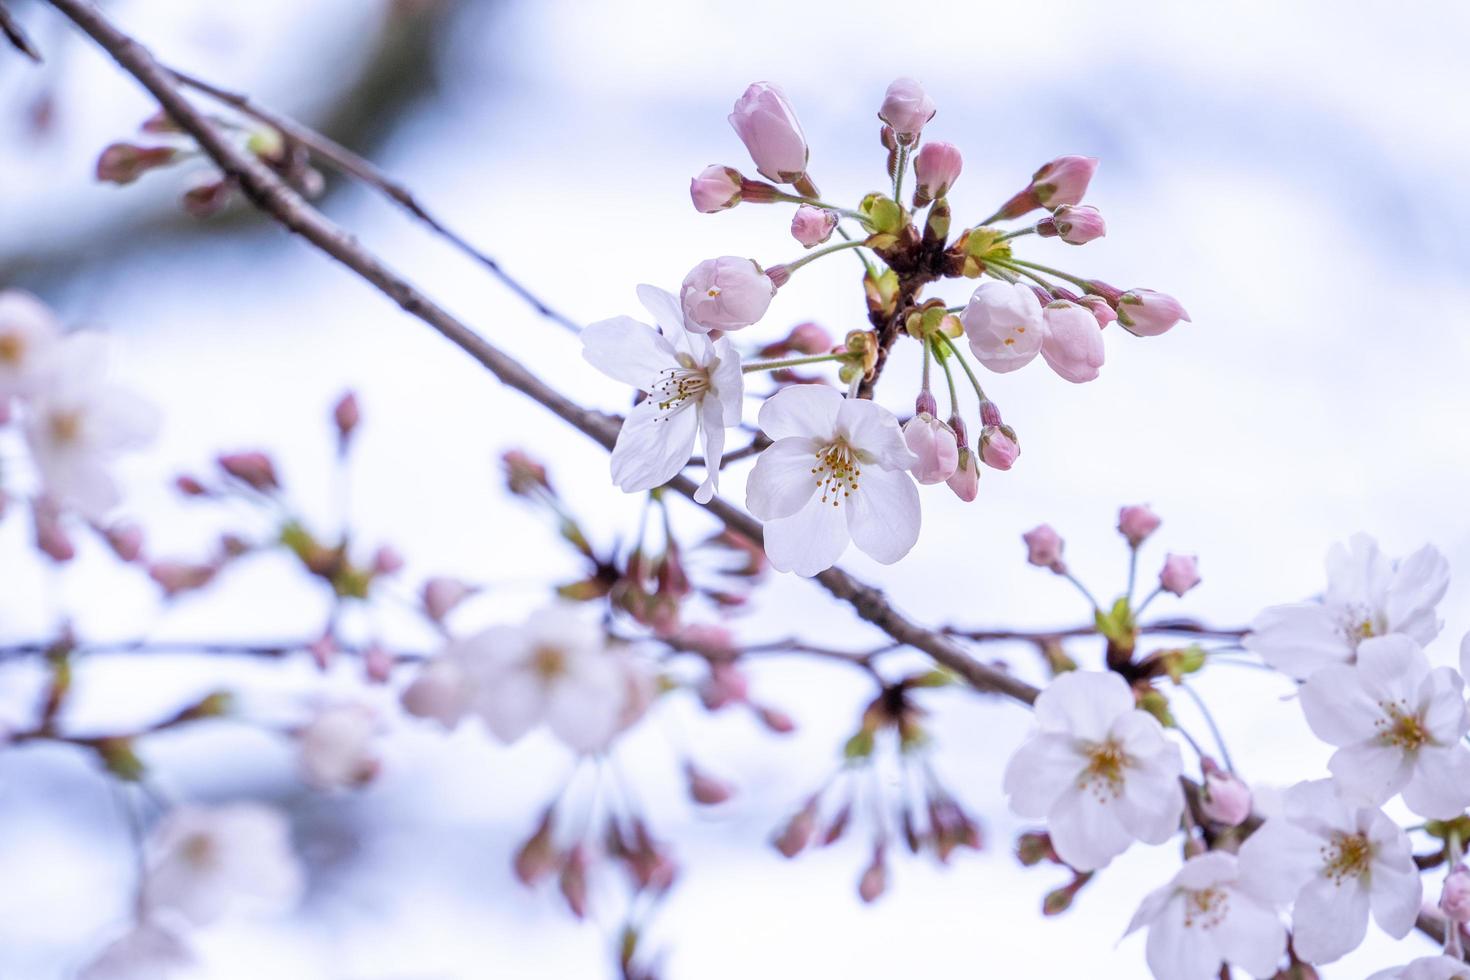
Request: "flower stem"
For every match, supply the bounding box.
[892,143,910,203]
[987,257,1058,294]
[836,224,879,277]
[1177,680,1235,774]
[997,227,1037,242]
[920,332,932,395]
[779,238,867,276]
[937,333,988,405]
[742,352,846,374]
[934,339,960,418]
[1004,257,1094,291]
[772,192,866,223]
[1134,585,1163,617]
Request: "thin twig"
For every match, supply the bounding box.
[0,1,42,61]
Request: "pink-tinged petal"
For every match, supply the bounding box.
[1003,733,1086,816]
[1144,899,1221,980]
[1236,817,1319,904]
[1173,851,1239,890]
[693,404,727,504]
[1403,745,1470,819]
[756,383,842,442]
[581,315,676,388]
[1034,671,1134,740]
[760,492,849,577]
[962,280,1044,374]
[608,397,699,494]
[1039,301,1105,384]
[836,397,918,471]
[745,437,820,520]
[472,666,546,744]
[1211,889,1287,978]
[1046,784,1132,872]
[1385,544,1450,643]
[1328,742,1412,807]
[1299,664,1379,746]
[845,467,920,565]
[1291,873,1370,965]
[1243,602,1351,679]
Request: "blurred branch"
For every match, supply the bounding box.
[40,0,1040,709]
[0,638,428,664]
[944,619,1249,644]
[0,1,42,61]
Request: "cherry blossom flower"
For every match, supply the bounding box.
[901,411,958,484]
[1039,300,1105,383]
[912,141,962,204]
[679,256,776,334]
[1118,504,1162,547]
[1117,289,1190,336]
[78,921,195,980]
[1030,155,1099,208]
[582,285,743,503]
[1237,778,1420,964]
[790,204,837,248]
[961,280,1044,374]
[729,82,809,184]
[1125,851,1286,980]
[1159,554,1201,596]
[1368,957,1470,980]
[877,77,936,142]
[297,704,380,790]
[689,164,743,213]
[1298,634,1470,817]
[0,289,61,402]
[21,334,159,518]
[454,607,640,754]
[1002,671,1183,871]
[1198,759,1251,827]
[140,802,303,926]
[400,654,471,728]
[1245,534,1450,680]
[746,384,920,577]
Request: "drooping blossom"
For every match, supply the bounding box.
[1125,851,1286,980]
[22,333,159,518]
[978,425,1019,470]
[690,164,743,213]
[0,289,61,401]
[790,205,837,248]
[1042,204,1106,245]
[297,704,380,790]
[1442,865,1470,922]
[140,802,304,926]
[1030,155,1099,208]
[877,77,936,142]
[729,82,809,184]
[679,256,776,334]
[1298,634,1470,817]
[1040,300,1105,383]
[1117,289,1190,336]
[582,284,743,503]
[901,411,958,484]
[961,280,1044,374]
[1003,670,1184,871]
[746,384,920,577]
[1159,554,1201,596]
[1237,778,1420,964]
[78,921,195,980]
[946,447,980,501]
[1244,534,1449,680]
[400,653,471,728]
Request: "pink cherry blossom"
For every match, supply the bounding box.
[1031,155,1098,208]
[729,82,809,184]
[877,77,936,142]
[790,205,837,248]
[912,141,962,204]
[1159,554,1201,596]
[961,280,1044,374]
[689,164,743,213]
[1117,504,1162,547]
[1040,300,1105,383]
[1023,524,1065,571]
[1044,204,1106,245]
[1117,289,1191,337]
[946,447,980,501]
[901,412,959,484]
[680,256,776,334]
[979,425,1019,470]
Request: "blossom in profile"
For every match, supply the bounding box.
[728,82,809,184]
[1040,300,1105,383]
[0,289,62,401]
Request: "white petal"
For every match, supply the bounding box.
[1461,632,1470,686]
[707,338,745,426]
[1356,635,1429,706]
[581,315,676,388]
[1328,742,1412,807]
[693,402,727,504]
[636,284,694,338]
[1366,817,1423,940]
[745,437,820,520]
[1174,851,1239,890]
[1402,744,1470,819]
[845,467,920,565]
[609,397,699,494]
[757,383,842,441]
[1114,737,1184,844]
[472,667,547,743]
[760,492,850,577]
[1144,904,1221,980]
[1002,733,1086,817]
[1280,777,1355,836]
[544,657,626,754]
[1125,881,1175,937]
[1236,817,1319,904]
[1243,603,1352,679]
[1385,544,1450,643]
[1419,667,1468,743]
[1046,784,1132,872]
[1034,670,1134,740]
[1299,664,1378,746]
[1211,889,1286,978]
[1326,534,1392,611]
[1291,873,1370,964]
[835,397,918,471]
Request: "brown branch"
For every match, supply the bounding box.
[39,0,1037,710]
[943,619,1250,644]
[0,639,427,664]
[0,2,41,61]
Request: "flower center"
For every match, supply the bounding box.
[531,644,568,680]
[181,832,218,869]
[48,410,83,445]
[1182,886,1229,930]
[811,439,860,506]
[650,360,710,418]
[1375,699,1429,751]
[1321,831,1372,884]
[1078,737,1127,800]
[0,331,23,365]
[1337,602,1382,648]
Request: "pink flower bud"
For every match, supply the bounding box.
[759,322,832,358]
[332,391,360,447]
[514,808,558,886]
[912,141,962,205]
[502,450,551,497]
[216,451,279,492]
[1030,155,1098,208]
[756,703,796,733]
[684,762,735,805]
[773,800,818,858]
[1159,553,1201,596]
[559,845,590,919]
[1116,289,1190,337]
[1040,204,1106,245]
[680,256,776,333]
[858,847,888,903]
[400,656,469,728]
[728,82,809,184]
[1079,295,1118,328]
[946,447,980,502]
[1442,865,1470,923]
[181,177,234,219]
[878,77,936,142]
[102,522,145,563]
[422,577,476,623]
[95,143,178,185]
[174,474,210,497]
[979,426,1020,470]
[902,413,959,484]
[690,164,744,213]
[149,560,216,596]
[372,545,404,576]
[699,661,748,710]
[1199,759,1251,827]
[362,643,394,684]
[790,205,837,248]
[1040,301,1105,384]
[1117,505,1161,547]
[31,497,74,563]
[1023,524,1065,573]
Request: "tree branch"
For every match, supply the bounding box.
[0,1,41,62]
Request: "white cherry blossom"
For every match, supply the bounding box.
[582,284,743,503]
[297,704,380,790]
[1298,634,1470,818]
[0,289,61,402]
[745,384,920,577]
[1369,957,1470,980]
[1237,778,1420,964]
[140,802,303,926]
[1245,534,1449,680]
[1002,670,1183,871]
[78,921,195,980]
[1125,851,1286,980]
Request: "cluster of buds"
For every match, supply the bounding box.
[96,110,324,217]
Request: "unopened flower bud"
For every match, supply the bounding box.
[878,77,936,143]
[1442,865,1470,922]
[174,474,210,497]
[729,82,810,185]
[181,176,234,219]
[422,576,476,623]
[690,165,744,213]
[1040,301,1105,384]
[103,522,145,562]
[946,447,980,502]
[400,656,469,728]
[1016,831,1057,867]
[684,762,735,805]
[912,140,962,206]
[979,426,1020,470]
[31,497,74,563]
[502,450,551,497]
[1199,759,1251,827]
[1023,524,1065,573]
[95,143,178,185]
[858,846,888,903]
[371,545,404,576]
[332,391,360,448]
[902,413,959,485]
[1031,155,1098,208]
[1117,505,1161,547]
[790,205,837,248]
[773,799,818,858]
[1038,204,1106,245]
[298,704,379,791]
[216,451,279,492]
[514,808,559,886]
[1116,289,1190,337]
[149,560,216,596]
[1079,295,1118,327]
[680,257,776,333]
[756,703,796,734]
[1159,553,1201,596]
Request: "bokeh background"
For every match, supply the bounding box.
[3,0,1470,976]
